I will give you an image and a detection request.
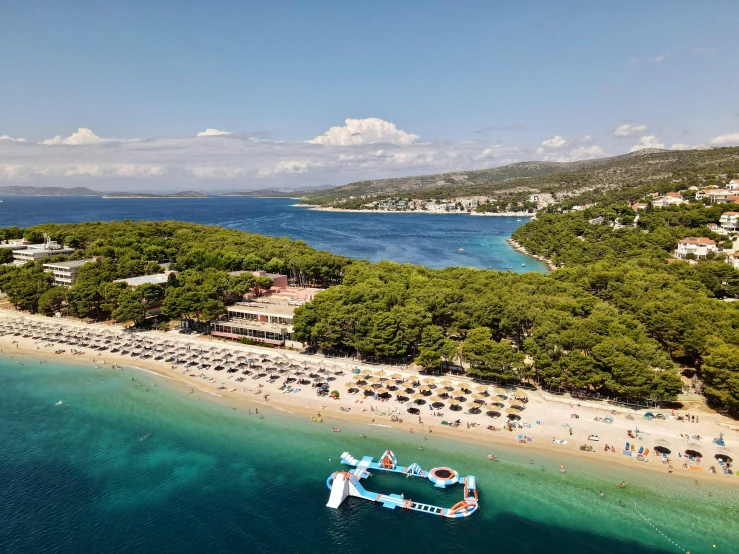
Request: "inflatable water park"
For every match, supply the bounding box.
[326,450,478,518]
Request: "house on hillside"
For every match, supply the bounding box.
[727,179,739,191]
[707,223,726,235]
[720,212,739,232]
[696,189,731,203]
[652,192,686,208]
[630,202,648,210]
[674,237,718,259]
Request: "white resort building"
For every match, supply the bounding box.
[210,299,302,347]
[42,259,95,287]
[674,237,718,259]
[8,237,75,266]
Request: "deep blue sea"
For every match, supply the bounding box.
[0,196,546,271]
[1,357,737,554]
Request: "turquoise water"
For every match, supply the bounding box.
[0,196,547,271]
[1,355,736,553]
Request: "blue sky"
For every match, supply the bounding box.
[1,0,738,190]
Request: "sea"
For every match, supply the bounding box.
[1,356,737,553]
[1,197,737,553]
[0,196,547,271]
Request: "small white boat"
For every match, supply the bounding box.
[521,263,526,267]
[458,248,464,252]
[55,401,63,405]
[516,218,521,221]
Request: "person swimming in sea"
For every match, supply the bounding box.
[618,481,626,488]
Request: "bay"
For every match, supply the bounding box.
[0,196,546,271]
[1,356,736,553]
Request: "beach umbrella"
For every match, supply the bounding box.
[429,395,446,403]
[472,392,487,399]
[492,402,505,409]
[418,386,432,393]
[514,391,528,399]
[344,381,357,388]
[510,400,524,407]
[486,410,501,418]
[374,370,386,376]
[411,392,426,399]
[494,387,507,395]
[390,373,403,379]
[422,377,436,384]
[472,398,486,405]
[715,454,733,463]
[353,374,366,381]
[366,377,381,383]
[473,385,488,392]
[438,380,453,386]
[504,407,520,414]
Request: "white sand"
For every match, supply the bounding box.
[1,308,737,484]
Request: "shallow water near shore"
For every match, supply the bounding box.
[1,356,736,554]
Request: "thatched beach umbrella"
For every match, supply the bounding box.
[438,380,453,386]
[422,377,436,384]
[411,392,426,399]
[472,392,487,399]
[494,387,507,395]
[474,385,488,392]
[510,400,524,407]
[390,373,403,380]
[504,407,520,414]
[344,381,357,388]
[514,391,528,399]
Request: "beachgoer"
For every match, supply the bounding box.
[600,491,604,497]
[618,481,626,488]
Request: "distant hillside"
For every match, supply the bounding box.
[0,186,101,196]
[102,191,210,199]
[303,147,739,204]
[222,184,335,197]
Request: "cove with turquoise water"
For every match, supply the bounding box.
[1,356,737,553]
[0,196,547,271]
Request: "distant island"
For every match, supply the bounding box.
[102,191,211,199]
[0,186,101,196]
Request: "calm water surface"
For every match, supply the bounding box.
[0,196,546,271]
[1,356,736,554]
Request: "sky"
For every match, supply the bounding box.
[1,0,739,192]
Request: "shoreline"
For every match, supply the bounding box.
[295,204,535,217]
[507,237,557,271]
[2,310,736,487]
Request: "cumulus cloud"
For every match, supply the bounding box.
[630,136,665,152]
[0,135,27,143]
[539,135,568,149]
[670,143,688,150]
[613,123,648,138]
[307,117,418,146]
[197,128,231,137]
[710,133,739,146]
[535,135,603,161]
[42,127,107,146]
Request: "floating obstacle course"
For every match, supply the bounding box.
[326,450,478,518]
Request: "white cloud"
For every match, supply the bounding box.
[709,133,739,146]
[630,136,665,152]
[307,117,418,146]
[670,143,688,150]
[42,127,106,146]
[0,135,27,143]
[570,145,604,158]
[539,135,568,149]
[196,128,230,137]
[695,47,715,55]
[1,165,25,179]
[613,123,648,138]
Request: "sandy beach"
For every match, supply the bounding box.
[506,237,557,271]
[1,309,737,485]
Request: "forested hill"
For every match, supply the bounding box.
[302,147,739,202]
[0,186,101,196]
